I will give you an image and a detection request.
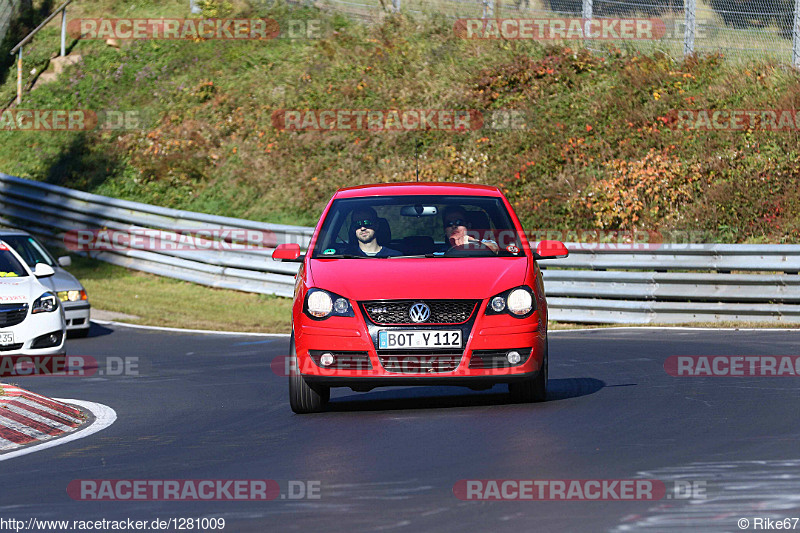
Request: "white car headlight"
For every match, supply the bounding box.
[507,288,533,315]
[32,292,59,314]
[307,291,333,318]
[305,289,353,319]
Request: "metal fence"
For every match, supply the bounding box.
[2,173,800,323]
[311,0,800,65]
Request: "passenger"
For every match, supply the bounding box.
[442,206,499,253]
[349,207,402,257]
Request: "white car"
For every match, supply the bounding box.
[0,230,90,337]
[0,240,66,361]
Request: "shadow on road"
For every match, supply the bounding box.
[326,377,607,412]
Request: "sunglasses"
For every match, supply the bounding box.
[354,219,375,228]
[445,219,467,228]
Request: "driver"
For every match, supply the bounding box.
[349,207,402,257]
[442,206,499,253]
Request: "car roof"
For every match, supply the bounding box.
[0,229,32,236]
[334,182,502,199]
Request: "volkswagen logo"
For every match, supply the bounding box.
[409,303,431,323]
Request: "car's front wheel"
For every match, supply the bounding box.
[288,335,330,414]
[509,341,547,403]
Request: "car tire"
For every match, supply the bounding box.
[288,334,330,414]
[509,341,547,403]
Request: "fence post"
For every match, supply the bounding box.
[582,0,593,47]
[483,0,494,18]
[793,0,800,67]
[60,6,66,56]
[684,0,696,56]
[392,0,400,13]
[16,48,21,105]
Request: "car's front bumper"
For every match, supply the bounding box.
[294,304,546,386]
[63,302,91,331]
[0,315,66,366]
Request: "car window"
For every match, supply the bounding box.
[311,195,525,258]
[0,247,30,277]
[0,235,56,268]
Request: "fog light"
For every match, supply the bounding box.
[320,353,335,366]
[507,350,521,365]
[31,330,63,349]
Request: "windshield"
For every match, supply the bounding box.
[0,235,56,268]
[0,246,30,277]
[311,195,525,259]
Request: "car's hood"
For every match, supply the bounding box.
[308,257,528,300]
[37,268,82,292]
[0,275,46,305]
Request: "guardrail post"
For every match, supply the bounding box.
[793,0,800,67]
[582,0,593,47]
[684,0,696,56]
[60,5,66,56]
[16,47,21,105]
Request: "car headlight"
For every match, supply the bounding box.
[304,289,353,320]
[57,289,87,302]
[485,286,535,318]
[507,288,533,315]
[32,292,59,314]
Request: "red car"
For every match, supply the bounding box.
[273,183,568,413]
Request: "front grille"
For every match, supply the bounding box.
[378,349,464,373]
[361,300,479,325]
[0,304,28,328]
[308,350,372,370]
[0,343,24,352]
[469,348,532,369]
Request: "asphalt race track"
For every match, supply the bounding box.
[1,324,799,532]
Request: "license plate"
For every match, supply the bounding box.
[0,332,14,345]
[378,330,461,349]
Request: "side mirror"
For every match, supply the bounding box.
[272,243,304,262]
[58,256,72,267]
[34,263,56,277]
[534,240,569,260]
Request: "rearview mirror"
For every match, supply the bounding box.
[272,243,304,262]
[534,240,569,259]
[400,205,438,217]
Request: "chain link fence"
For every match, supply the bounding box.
[309,0,800,64]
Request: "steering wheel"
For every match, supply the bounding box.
[444,241,495,257]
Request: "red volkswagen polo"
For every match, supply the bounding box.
[273,183,568,413]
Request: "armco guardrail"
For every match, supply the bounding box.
[2,173,800,323]
[0,173,312,297]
